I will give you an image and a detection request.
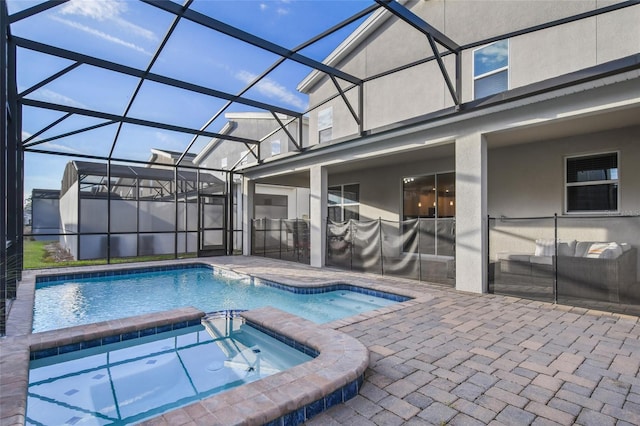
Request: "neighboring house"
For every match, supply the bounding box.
[58,161,222,260]
[195,112,311,220]
[239,0,640,297]
[30,189,61,241]
[147,148,197,168]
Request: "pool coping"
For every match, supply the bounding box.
[1,259,425,425]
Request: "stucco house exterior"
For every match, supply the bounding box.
[238,0,640,302]
[195,112,311,220]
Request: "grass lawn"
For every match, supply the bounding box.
[23,240,195,269]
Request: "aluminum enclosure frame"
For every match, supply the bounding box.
[2,0,639,338]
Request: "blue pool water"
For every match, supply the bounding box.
[34,266,403,332]
[27,315,312,425]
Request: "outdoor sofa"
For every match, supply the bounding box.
[495,240,638,303]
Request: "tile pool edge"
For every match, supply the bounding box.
[33,261,412,303]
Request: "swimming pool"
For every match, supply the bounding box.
[27,314,313,425]
[34,264,407,332]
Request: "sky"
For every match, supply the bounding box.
[6,0,373,201]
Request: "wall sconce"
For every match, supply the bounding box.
[449,201,454,206]
[418,202,422,208]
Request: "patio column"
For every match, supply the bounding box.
[309,165,327,267]
[242,177,255,256]
[455,133,488,293]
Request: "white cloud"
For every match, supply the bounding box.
[60,0,126,20]
[37,88,87,109]
[56,0,157,53]
[112,17,157,41]
[260,1,291,16]
[22,131,85,154]
[51,16,152,55]
[236,70,307,110]
[40,142,85,154]
[154,131,183,150]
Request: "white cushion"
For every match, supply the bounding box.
[584,242,623,259]
[534,239,555,257]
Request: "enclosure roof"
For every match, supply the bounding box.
[71,160,221,183]
[8,0,387,171]
[6,0,640,198]
[149,148,197,166]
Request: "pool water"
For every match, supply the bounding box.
[34,267,401,332]
[27,316,312,426]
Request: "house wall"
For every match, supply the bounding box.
[488,126,640,217]
[329,156,455,222]
[488,125,640,279]
[199,116,307,171]
[255,184,310,220]
[304,0,640,144]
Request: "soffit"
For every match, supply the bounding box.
[486,104,640,148]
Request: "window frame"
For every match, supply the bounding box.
[328,183,359,222]
[564,151,620,215]
[318,106,333,144]
[270,139,281,156]
[402,171,455,220]
[472,39,509,100]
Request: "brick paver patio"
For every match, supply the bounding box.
[302,278,640,425]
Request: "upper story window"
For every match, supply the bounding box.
[318,107,333,144]
[220,157,228,170]
[271,140,281,156]
[328,183,359,222]
[240,150,248,166]
[473,40,509,99]
[566,152,618,213]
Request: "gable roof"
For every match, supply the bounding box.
[149,148,197,166]
[193,120,238,166]
[297,0,409,94]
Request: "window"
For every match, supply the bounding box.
[220,157,227,170]
[473,40,508,99]
[239,150,248,166]
[318,107,333,143]
[566,152,618,213]
[271,139,281,156]
[402,172,455,220]
[328,184,359,222]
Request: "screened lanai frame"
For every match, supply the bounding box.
[2,0,640,336]
[0,0,389,336]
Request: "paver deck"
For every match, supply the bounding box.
[3,256,640,425]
